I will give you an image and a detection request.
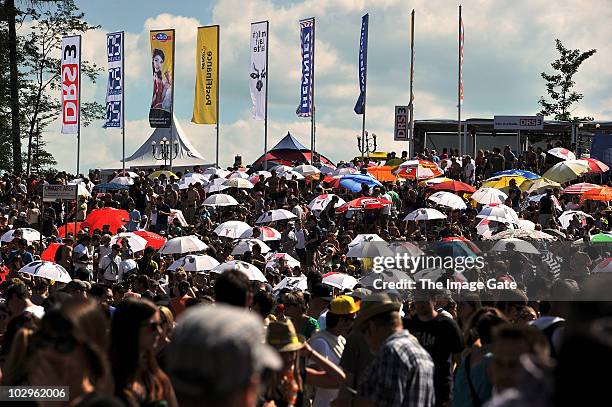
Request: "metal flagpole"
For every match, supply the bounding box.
[311,18,316,165]
[264,21,269,170]
[457,5,462,157]
[121,31,126,174]
[216,26,220,167]
[169,29,176,171]
[409,10,415,158]
[76,35,82,175]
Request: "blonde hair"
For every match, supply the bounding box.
[2,328,33,385]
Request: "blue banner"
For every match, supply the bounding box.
[296,18,314,117]
[103,31,124,128]
[354,14,369,115]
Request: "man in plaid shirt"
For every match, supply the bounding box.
[337,293,435,407]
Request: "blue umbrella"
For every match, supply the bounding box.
[492,170,539,179]
[92,183,130,191]
[339,174,382,193]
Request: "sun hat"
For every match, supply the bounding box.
[353,293,401,330]
[330,295,360,315]
[266,319,304,352]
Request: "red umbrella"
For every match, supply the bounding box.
[441,236,481,254]
[335,197,393,213]
[57,222,83,237]
[82,208,129,235]
[584,158,610,174]
[133,230,167,250]
[430,180,476,194]
[561,183,600,195]
[41,243,64,262]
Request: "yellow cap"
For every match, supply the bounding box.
[330,295,360,315]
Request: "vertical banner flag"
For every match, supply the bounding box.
[149,29,175,128]
[296,18,314,117]
[61,35,81,134]
[354,14,369,115]
[192,25,219,124]
[250,21,268,121]
[459,14,464,101]
[103,32,124,128]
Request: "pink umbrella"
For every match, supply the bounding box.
[561,183,600,195]
[547,147,576,161]
[584,158,610,174]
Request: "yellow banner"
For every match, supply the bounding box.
[149,29,175,128]
[192,26,219,124]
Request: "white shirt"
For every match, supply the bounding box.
[295,228,307,249]
[381,193,392,215]
[73,244,93,272]
[308,331,345,407]
[99,253,121,282]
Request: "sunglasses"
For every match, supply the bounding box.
[33,332,77,354]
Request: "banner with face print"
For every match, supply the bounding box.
[250,21,268,121]
[149,29,175,128]
[103,31,124,129]
[61,35,81,134]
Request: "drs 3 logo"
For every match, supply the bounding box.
[152,32,172,42]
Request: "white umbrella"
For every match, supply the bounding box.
[110,232,148,252]
[346,241,395,258]
[427,191,467,210]
[214,221,251,239]
[491,238,540,254]
[266,253,301,269]
[319,165,336,175]
[559,210,594,229]
[477,204,519,223]
[179,173,210,189]
[239,226,282,241]
[205,183,230,193]
[169,209,188,227]
[403,208,446,221]
[223,178,254,189]
[1,228,42,244]
[273,275,308,292]
[167,254,220,272]
[231,238,272,255]
[472,187,508,205]
[116,170,139,178]
[359,269,413,289]
[271,165,293,173]
[293,164,321,178]
[159,235,208,254]
[203,194,239,207]
[388,241,425,257]
[280,170,305,180]
[308,194,347,211]
[486,229,557,241]
[322,272,358,290]
[254,170,272,178]
[109,176,134,186]
[412,268,467,283]
[516,219,536,231]
[543,160,590,183]
[256,209,297,224]
[547,147,576,161]
[203,167,231,178]
[348,234,384,247]
[331,167,358,177]
[211,260,267,282]
[19,261,72,283]
[76,183,91,198]
[228,171,250,179]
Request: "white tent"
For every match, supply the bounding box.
[113,116,208,169]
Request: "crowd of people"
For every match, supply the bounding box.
[0,141,611,407]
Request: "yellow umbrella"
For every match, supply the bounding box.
[482,175,529,191]
[543,160,590,183]
[148,170,178,180]
[520,177,561,194]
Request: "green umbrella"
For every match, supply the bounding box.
[591,233,612,243]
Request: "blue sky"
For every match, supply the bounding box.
[40,0,612,171]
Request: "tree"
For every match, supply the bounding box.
[538,39,597,122]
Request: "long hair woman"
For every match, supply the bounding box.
[110,298,177,407]
[26,298,119,405]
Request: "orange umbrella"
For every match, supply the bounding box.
[367,166,397,182]
[57,222,83,237]
[583,186,612,201]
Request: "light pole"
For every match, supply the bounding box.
[151,137,179,168]
[357,131,377,159]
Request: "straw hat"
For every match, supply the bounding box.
[353,293,401,330]
[266,319,304,353]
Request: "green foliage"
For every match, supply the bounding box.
[538,39,597,122]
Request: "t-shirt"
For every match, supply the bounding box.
[156,203,171,225]
[403,313,464,407]
[73,244,93,272]
[308,331,346,407]
[539,195,553,215]
[99,254,121,282]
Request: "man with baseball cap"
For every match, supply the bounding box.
[308,295,359,407]
[335,293,435,407]
[165,304,281,407]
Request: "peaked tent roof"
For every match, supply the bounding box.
[117,115,208,168]
[270,132,309,151]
